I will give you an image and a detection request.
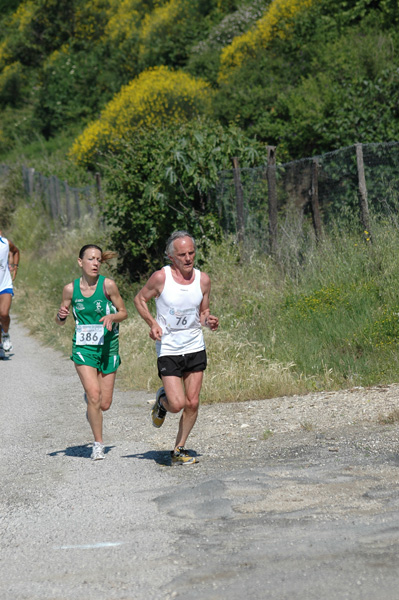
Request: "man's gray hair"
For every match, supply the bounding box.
[165,230,196,257]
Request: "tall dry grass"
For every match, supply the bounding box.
[7,195,399,403]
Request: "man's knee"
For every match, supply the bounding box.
[166,399,184,414]
[185,395,200,412]
[163,391,185,413]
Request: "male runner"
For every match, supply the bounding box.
[0,231,19,358]
[134,230,219,465]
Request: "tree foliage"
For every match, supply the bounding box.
[102,118,266,278]
[1,0,399,238]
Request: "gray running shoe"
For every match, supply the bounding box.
[2,332,12,352]
[91,443,105,461]
[151,387,167,428]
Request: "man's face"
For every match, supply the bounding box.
[170,237,196,275]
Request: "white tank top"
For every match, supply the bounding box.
[0,236,12,293]
[155,265,204,357]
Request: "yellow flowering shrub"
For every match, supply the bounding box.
[74,0,112,42]
[8,1,36,32]
[45,44,70,67]
[0,2,36,69]
[140,0,185,44]
[219,0,320,81]
[138,0,193,65]
[70,66,211,166]
[103,0,166,42]
[0,41,12,71]
[0,62,24,97]
[104,1,140,42]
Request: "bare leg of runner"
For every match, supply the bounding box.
[75,366,116,443]
[0,293,12,338]
[162,371,203,450]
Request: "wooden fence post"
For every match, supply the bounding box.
[310,158,322,242]
[267,145,277,256]
[231,157,245,244]
[355,142,372,241]
[74,189,81,220]
[95,172,102,198]
[27,167,35,197]
[65,181,72,227]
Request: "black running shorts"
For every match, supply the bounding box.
[157,349,207,378]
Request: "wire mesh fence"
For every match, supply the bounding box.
[215,141,399,257]
[21,166,100,227]
[0,164,100,228]
[2,141,399,247]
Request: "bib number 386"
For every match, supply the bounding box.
[76,324,104,346]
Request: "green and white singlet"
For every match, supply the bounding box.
[71,275,120,373]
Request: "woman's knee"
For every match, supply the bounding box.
[86,390,101,408]
[100,399,112,412]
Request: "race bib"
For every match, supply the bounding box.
[76,324,104,346]
[169,308,197,330]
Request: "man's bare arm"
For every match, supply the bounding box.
[134,270,165,341]
[200,272,219,330]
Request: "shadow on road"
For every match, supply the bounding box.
[122,449,200,466]
[48,444,115,459]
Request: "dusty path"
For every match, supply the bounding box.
[1,318,399,599]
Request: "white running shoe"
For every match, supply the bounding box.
[91,443,105,461]
[2,333,12,352]
[0,345,5,359]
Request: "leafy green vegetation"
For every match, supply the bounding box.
[6,180,399,401]
[2,1,399,405]
[2,0,399,168]
[101,118,267,277]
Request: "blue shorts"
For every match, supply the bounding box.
[0,288,13,296]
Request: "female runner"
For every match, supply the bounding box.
[56,244,128,460]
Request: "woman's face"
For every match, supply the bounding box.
[78,247,102,277]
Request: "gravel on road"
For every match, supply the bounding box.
[2,318,399,600]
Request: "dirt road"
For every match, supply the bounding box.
[1,319,399,599]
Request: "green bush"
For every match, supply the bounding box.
[0,62,27,108]
[34,45,121,138]
[212,4,399,159]
[186,0,268,83]
[101,118,266,278]
[0,165,23,228]
[3,0,76,68]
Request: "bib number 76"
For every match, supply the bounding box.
[176,316,188,326]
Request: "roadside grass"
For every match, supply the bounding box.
[6,196,399,403]
[377,408,399,425]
